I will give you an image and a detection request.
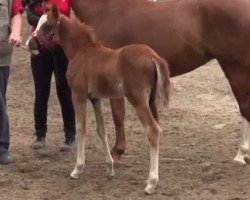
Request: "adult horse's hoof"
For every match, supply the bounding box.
[244,155,250,164]
[233,155,247,166]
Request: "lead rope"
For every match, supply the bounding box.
[0,41,39,55]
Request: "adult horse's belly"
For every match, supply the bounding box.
[73,0,214,78]
[95,6,212,77]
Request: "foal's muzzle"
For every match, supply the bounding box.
[27,36,40,51]
[26,32,53,52]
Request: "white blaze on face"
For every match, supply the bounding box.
[25,15,48,47]
[33,15,48,35]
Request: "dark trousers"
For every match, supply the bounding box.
[31,46,76,140]
[0,67,10,153]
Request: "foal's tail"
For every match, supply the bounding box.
[151,56,171,108]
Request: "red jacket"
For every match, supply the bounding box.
[35,0,71,17]
[12,0,24,18]
[32,0,71,31]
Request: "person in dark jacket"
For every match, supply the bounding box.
[26,0,76,151]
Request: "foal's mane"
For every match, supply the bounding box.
[70,17,98,45]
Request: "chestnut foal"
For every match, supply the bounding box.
[26,5,170,194]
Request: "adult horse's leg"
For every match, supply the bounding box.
[90,98,115,176]
[70,93,87,179]
[110,98,126,162]
[234,117,250,164]
[218,60,250,165]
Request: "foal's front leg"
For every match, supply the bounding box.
[70,94,87,179]
[90,98,115,176]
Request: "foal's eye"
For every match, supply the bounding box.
[42,24,52,33]
[45,7,51,12]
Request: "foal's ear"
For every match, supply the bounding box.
[52,4,59,20]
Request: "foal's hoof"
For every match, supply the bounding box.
[144,185,155,195]
[106,162,115,177]
[107,171,115,178]
[233,156,247,166]
[144,178,157,195]
[70,171,81,179]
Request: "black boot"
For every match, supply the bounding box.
[0,152,13,165]
[31,129,46,150]
[60,130,76,152]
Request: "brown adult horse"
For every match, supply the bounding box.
[26,4,170,193]
[71,0,250,165]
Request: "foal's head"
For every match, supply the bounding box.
[25,3,60,51]
[26,3,98,52]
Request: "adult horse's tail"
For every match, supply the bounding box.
[151,57,171,108]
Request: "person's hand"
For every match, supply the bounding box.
[8,33,22,47]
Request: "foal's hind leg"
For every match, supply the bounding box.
[70,93,87,179]
[218,60,250,165]
[149,93,159,122]
[110,98,126,162]
[90,98,114,176]
[129,97,161,194]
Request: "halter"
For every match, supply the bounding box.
[48,15,61,40]
[31,15,61,50]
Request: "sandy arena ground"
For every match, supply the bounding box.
[0,16,249,200]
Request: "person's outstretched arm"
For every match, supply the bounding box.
[9,0,23,46]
